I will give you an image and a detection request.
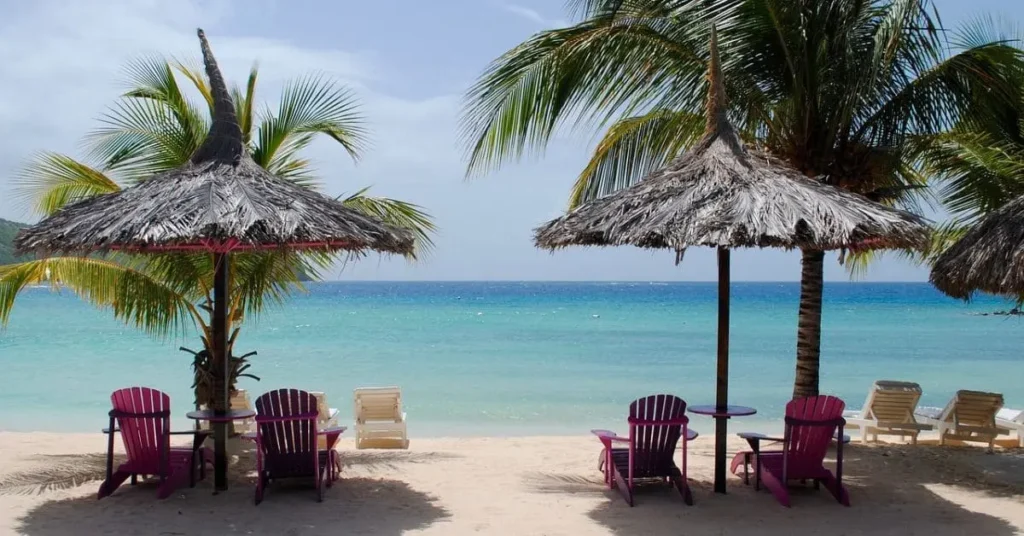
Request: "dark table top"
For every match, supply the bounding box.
[185,409,256,422]
[688,405,757,418]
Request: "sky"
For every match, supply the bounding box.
[0,0,1019,281]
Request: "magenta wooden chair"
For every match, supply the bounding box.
[731,395,850,507]
[592,394,693,506]
[250,389,344,505]
[98,387,210,499]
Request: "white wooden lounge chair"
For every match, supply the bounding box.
[354,386,409,449]
[843,380,932,444]
[915,390,1009,450]
[311,391,340,451]
[996,408,1024,447]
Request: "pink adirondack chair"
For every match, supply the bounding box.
[592,394,693,507]
[730,395,850,507]
[98,387,210,499]
[250,389,344,505]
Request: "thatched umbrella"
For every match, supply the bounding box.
[931,196,1024,300]
[15,29,414,491]
[535,31,929,493]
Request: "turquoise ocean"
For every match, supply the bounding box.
[1,282,1021,436]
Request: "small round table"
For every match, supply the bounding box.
[186,409,257,492]
[688,405,757,419]
[688,404,757,494]
[186,409,256,422]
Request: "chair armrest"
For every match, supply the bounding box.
[591,429,628,450]
[320,426,347,436]
[101,427,120,434]
[240,432,257,442]
[737,432,780,441]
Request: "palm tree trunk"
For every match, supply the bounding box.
[794,249,825,399]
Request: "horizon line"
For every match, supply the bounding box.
[317,279,933,284]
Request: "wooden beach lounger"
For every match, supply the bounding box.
[98,387,210,500]
[354,386,409,449]
[731,396,850,507]
[843,380,933,444]
[311,391,341,456]
[591,394,694,507]
[996,408,1024,447]
[247,389,345,504]
[915,390,1009,450]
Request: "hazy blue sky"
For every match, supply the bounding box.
[0,0,1019,281]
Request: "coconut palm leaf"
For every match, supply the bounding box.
[253,74,368,175]
[170,58,214,110]
[232,65,260,145]
[86,57,208,181]
[0,257,201,336]
[14,153,121,216]
[460,7,715,177]
[569,108,706,208]
[342,188,437,255]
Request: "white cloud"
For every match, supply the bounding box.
[498,3,568,28]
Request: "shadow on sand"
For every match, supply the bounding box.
[526,443,1023,536]
[11,449,451,536]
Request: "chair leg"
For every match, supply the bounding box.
[671,475,694,506]
[97,470,131,500]
[820,472,851,506]
[130,474,137,486]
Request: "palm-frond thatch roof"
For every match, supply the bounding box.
[931,195,1024,300]
[534,31,929,254]
[15,30,413,257]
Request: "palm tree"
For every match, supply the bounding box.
[0,57,435,405]
[460,0,1019,398]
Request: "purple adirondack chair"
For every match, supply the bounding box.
[592,394,693,507]
[251,389,341,505]
[730,395,850,507]
[98,387,210,499]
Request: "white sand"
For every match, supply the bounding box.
[1,432,1023,535]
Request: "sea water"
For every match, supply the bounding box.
[0,282,1021,436]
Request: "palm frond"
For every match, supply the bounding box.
[253,74,368,173]
[0,257,201,336]
[14,153,121,216]
[232,64,259,145]
[460,11,712,177]
[171,58,214,110]
[230,250,312,318]
[569,108,705,208]
[87,94,206,181]
[342,188,437,256]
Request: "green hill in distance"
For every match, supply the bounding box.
[0,219,30,265]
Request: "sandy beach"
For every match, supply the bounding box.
[0,432,1022,535]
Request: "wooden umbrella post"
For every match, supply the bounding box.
[212,252,230,492]
[715,247,730,493]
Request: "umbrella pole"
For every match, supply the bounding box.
[212,252,230,492]
[715,247,730,494]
